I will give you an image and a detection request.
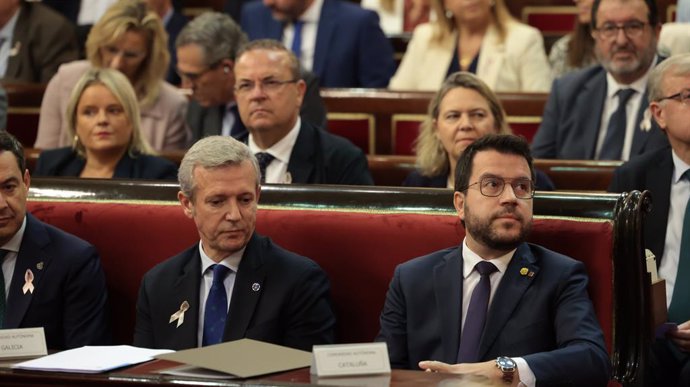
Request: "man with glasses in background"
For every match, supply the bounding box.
[532,0,668,160]
[377,134,610,386]
[175,12,327,145]
[609,53,690,387]
[232,39,372,185]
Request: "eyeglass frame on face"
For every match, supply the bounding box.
[592,20,649,40]
[460,175,535,200]
[101,45,147,62]
[234,77,299,96]
[656,89,690,105]
[176,61,222,84]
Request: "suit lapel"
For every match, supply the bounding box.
[579,72,607,159]
[433,248,463,363]
[4,5,28,80]
[478,243,539,360]
[312,0,337,78]
[630,89,652,156]
[476,26,504,88]
[203,105,225,138]
[266,12,284,41]
[5,215,50,329]
[646,148,673,260]
[170,248,202,348]
[287,122,316,183]
[224,234,266,341]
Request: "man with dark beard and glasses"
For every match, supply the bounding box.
[532,0,669,161]
[377,135,610,387]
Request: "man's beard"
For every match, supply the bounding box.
[464,206,532,251]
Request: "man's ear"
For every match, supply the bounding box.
[22,169,30,191]
[650,102,667,131]
[178,191,194,219]
[453,191,465,221]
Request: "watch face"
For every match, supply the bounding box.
[497,356,517,371]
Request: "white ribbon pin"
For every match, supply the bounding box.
[169,301,189,328]
[22,269,34,294]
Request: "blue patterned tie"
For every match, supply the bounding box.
[599,88,636,160]
[291,20,303,59]
[669,173,690,323]
[457,261,497,363]
[202,264,231,346]
[255,152,274,184]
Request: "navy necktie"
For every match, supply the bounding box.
[599,88,636,160]
[255,152,275,184]
[669,172,690,323]
[457,261,498,363]
[291,20,303,59]
[0,249,9,329]
[202,264,231,346]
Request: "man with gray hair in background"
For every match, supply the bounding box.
[134,135,335,350]
[176,12,326,144]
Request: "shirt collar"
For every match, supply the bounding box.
[461,238,515,279]
[247,117,301,164]
[605,55,658,99]
[1,215,26,254]
[299,0,323,23]
[671,148,690,184]
[198,241,244,275]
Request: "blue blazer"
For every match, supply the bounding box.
[6,213,110,350]
[240,0,396,88]
[34,147,178,180]
[133,233,336,350]
[376,242,610,386]
[532,64,669,159]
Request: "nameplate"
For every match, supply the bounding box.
[0,327,47,359]
[310,342,390,377]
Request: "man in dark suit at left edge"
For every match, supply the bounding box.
[0,132,109,349]
[133,135,335,350]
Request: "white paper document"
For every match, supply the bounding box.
[12,345,173,373]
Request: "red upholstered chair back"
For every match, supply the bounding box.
[26,201,613,353]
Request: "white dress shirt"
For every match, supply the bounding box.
[595,58,656,160]
[660,151,690,309]
[461,239,535,387]
[282,0,323,71]
[0,216,26,300]
[248,117,301,184]
[196,242,244,346]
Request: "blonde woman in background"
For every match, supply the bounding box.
[549,0,597,78]
[404,72,554,190]
[35,0,190,152]
[389,0,551,92]
[34,68,177,180]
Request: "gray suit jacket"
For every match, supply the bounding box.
[532,64,669,159]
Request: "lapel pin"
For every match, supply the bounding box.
[284,172,292,184]
[519,267,528,276]
[9,41,20,57]
[36,262,44,270]
[22,269,34,294]
[169,301,189,328]
[528,271,535,278]
[251,283,261,292]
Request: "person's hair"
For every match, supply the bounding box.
[179,136,261,200]
[567,22,596,69]
[66,68,154,158]
[415,71,511,177]
[85,0,169,108]
[648,53,690,102]
[0,132,25,173]
[454,134,535,193]
[379,0,395,13]
[236,39,301,80]
[431,0,515,42]
[175,11,248,65]
[591,0,658,29]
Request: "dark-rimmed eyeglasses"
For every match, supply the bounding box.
[234,78,298,95]
[461,176,535,200]
[657,89,690,105]
[593,21,648,40]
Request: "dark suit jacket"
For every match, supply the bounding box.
[34,147,178,180]
[532,64,669,160]
[403,170,556,191]
[186,71,327,144]
[224,0,252,22]
[133,233,336,351]
[608,146,673,262]
[165,10,188,85]
[240,0,395,88]
[240,121,374,185]
[376,243,610,386]
[4,2,79,83]
[7,213,110,350]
